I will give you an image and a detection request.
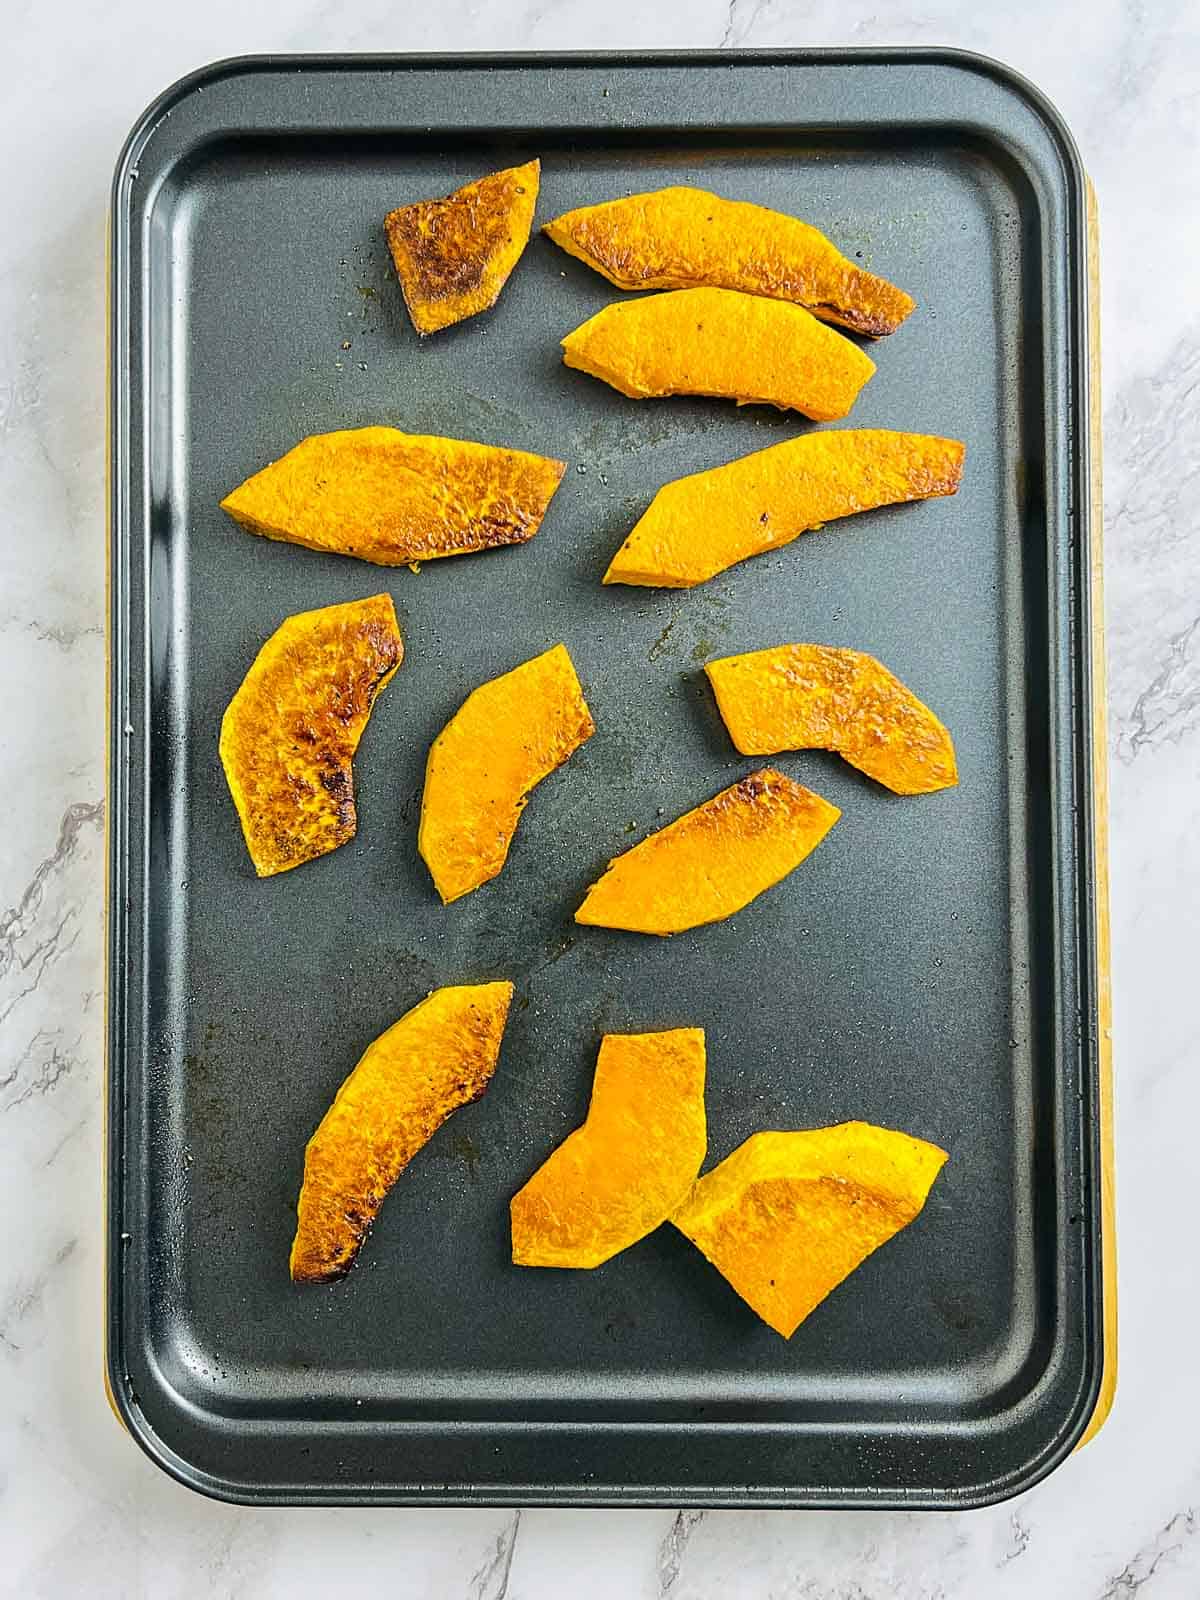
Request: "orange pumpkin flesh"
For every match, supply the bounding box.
[575,770,839,935]
[544,186,915,337]
[672,1123,948,1336]
[220,426,565,568]
[561,287,875,421]
[218,594,403,877]
[385,159,540,334]
[418,644,595,904]
[291,982,514,1283]
[706,644,958,795]
[604,429,965,589]
[511,1028,707,1268]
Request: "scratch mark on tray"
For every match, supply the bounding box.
[648,615,678,663]
[523,937,576,990]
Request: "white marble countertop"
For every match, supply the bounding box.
[3,1,1196,1594]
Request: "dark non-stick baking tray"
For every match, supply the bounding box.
[106,50,1104,1507]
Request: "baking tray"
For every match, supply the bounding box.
[106,50,1106,1506]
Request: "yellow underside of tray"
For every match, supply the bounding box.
[1078,177,1116,1450]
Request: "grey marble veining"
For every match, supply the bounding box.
[3,1,1198,1595]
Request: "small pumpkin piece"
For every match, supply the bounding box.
[385,159,540,334]
[419,644,596,904]
[219,594,402,877]
[575,769,839,936]
[543,186,915,337]
[291,981,514,1283]
[672,1123,949,1337]
[706,644,958,795]
[221,426,565,568]
[604,429,965,589]
[512,1028,707,1268]
[561,287,875,421]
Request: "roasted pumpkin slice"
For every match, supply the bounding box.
[511,1028,707,1268]
[604,429,965,589]
[385,159,540,334]
[291,981,513,1283]
[219,594,402,877]
[419,644,595,904]
[575,769,839,936]
[706,645,958,795]
[672,1123,948,1337]
[221,426,565,567]
[543,186,915,337]
[561,287,875,421]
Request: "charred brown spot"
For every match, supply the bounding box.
[387,205,489,300]
[459,1073,492,1108]
[386,173,522,304]
[223,597,401,876]
[808,300,898,338]
[359,617,403,670]
[314,766,354,837]
[471,509,533,548]
[297,1248,354,1285]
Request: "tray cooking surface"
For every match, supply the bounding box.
[107,51,1101,1505]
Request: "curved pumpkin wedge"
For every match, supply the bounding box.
[385,159,540,335]
[291,981,514,1283]
[672,1123,948,1337]
[219,594,402,877]
[511,1028,707,1268]
[706,645,958,795]
[604,429,965,589]
[220,426,565,568]
[419,644,595,904]
[575,769,839,936]
[543,186,915,337]
[561,287,875,421]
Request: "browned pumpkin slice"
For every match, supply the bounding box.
[561,287,875,420]
[604,429,965,589]
[291,981,514,1283]
[219,594,402,877]
[419,644,595,904]
[221,427,565,567]
[575,770,839,936]
[544,186,915,337]
[511,1028,707,1268]
[706,645,958,795]
[385,159,540,334]
[672,1124,948,1337]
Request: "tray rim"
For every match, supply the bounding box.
[105,45,1105,1508]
